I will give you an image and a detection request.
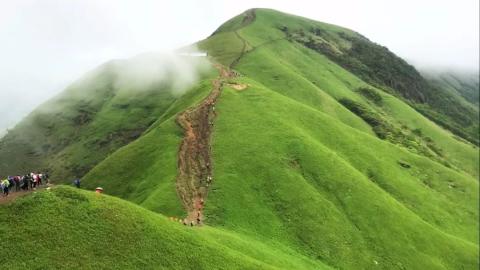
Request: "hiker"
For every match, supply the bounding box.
[21,175,29,191]
[0,171,52,194]
[2,179,10,196]
[207,176,213,187]
[73,179,81,188]
[7,176,15,190]
[14,176,20,191]
[30,173,36,188]
[44,173,50,184]
[28,174,35,189]
[196,211,201,224]
[37,173,42,186]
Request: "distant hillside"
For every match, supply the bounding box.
[0,54,213,181]
[0,8,478,270]
[423,70,479,106]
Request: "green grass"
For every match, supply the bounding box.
[230,25,478,178]
[205,79,478,269]
[0,186,330,270]
[197,32,246,67]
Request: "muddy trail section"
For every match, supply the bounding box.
[176,64,237,225]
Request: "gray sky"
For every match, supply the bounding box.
[0,0,478,134]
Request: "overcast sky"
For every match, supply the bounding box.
[0,0,478,134]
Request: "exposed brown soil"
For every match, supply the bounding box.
[175,64,236,225]
[227,83,248,91]
[241,9,256,27]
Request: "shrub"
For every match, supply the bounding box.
[357,87,383,105]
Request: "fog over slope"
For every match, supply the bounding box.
[0,51,209,136]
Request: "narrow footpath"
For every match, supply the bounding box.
[0,184,52,205]
[175,64,237,225]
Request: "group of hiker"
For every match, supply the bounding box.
[1,172,49,197]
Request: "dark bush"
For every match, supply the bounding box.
[357,87,383,105]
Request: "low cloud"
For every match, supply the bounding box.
[0,48,211,135]
[112,50,211,96]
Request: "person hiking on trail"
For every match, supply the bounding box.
[8,176,15,189]
[37,173,42,186]
[196,211,201,224]
[2,179,10,196]
[14,176,20,191]
[206,176,212,186]
[44,173,50,184]
[21,175,29,191]
[27,174,35,189]
[30,173,36,188]
[73,179,81,188]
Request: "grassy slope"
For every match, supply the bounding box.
[206,78,478,270]
[0,57,210,182]
[206,9,479,269]
[226,9,478,178]
[82,77,216,216]
[237,40,479,178]
[232,9,479,145]
[0,186,329,270]
[423,70,479,107]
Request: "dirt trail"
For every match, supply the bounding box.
[0,184,52,205]
[230,31,248,69]
[176,64,237,225]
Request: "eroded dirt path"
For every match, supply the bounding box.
[176,64,237,225]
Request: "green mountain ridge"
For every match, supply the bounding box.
[0,8,478,270]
